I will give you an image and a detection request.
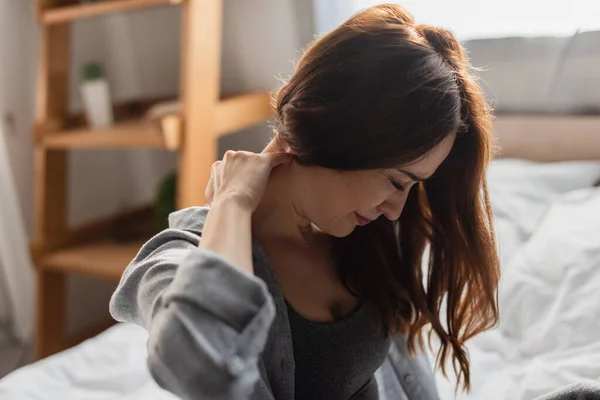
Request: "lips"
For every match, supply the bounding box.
[355,212,374,226]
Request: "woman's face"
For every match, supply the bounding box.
[295,133,456,237]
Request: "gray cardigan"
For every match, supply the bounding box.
[109,206,440,400]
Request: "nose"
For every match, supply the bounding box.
[377,192,407,221]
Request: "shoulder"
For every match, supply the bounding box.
[168,206,211,234]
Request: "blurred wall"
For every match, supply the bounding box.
[5,0,307,336]
[0,0,37,347]
[0,1,37,242]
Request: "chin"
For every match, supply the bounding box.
[316,223,355,238]
[326,230,352,238]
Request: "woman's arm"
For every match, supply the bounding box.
[109,207,275,400]
[199,196,253,275]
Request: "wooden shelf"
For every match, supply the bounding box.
[38,91,271,150]
[40,238,146,281]
[215,92,273,136]
[42,120,169,149]
[40,0,183,25]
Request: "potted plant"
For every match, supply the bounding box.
[80,61,114,129]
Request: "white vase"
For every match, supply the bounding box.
[80,79,114,129]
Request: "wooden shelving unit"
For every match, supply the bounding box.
[34,0,273,359]
[42,120,166,149]
[39,0,182,24]
[38,92,272,149]
[41,239,145,280]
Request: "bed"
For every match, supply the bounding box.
[432,158,600,400]
[2,116,600,400]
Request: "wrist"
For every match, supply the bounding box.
[211,192,253,213]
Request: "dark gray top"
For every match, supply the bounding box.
[286,300,390,400]
[109,206,440,400]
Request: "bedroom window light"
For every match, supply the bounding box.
[316,0,600,40]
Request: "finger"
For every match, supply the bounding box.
[206,162,220,204]
[205,183,214,205]
[211,160,221,177]
[263,152,292,168]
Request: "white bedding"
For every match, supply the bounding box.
[434,160,600,399]
[2,159,600,400]
[0,323,168,400]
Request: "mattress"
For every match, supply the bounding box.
[2,159,600,400]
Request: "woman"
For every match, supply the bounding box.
[110,4,598,400]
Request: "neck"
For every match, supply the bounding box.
[252,162,313,243]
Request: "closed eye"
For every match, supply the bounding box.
[389,179,406,192]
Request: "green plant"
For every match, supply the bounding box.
[81,61,104,82]
[154,171,177,232]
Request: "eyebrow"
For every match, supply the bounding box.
[397,169,431,182]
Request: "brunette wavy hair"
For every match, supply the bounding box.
[272,4,500,390]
